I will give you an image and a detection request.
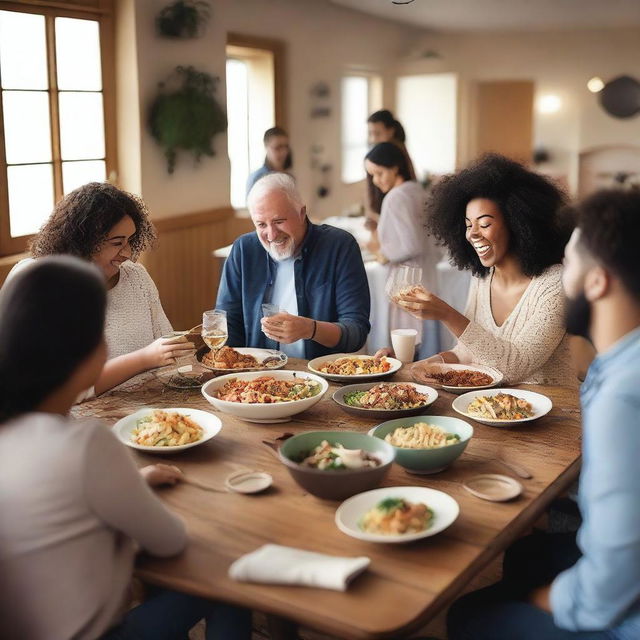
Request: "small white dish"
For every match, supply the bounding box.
[463,474,523,502]
[412,362,503,394]
[308,353,402,382]
[335,486,459,544]
[201,370,329,423]
[112,408,221,453]
[451,388,552,427]
[225,470,273,494]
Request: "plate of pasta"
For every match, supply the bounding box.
[307,354,402,382]
[201,370,329,423]
[112,408,222,453]
[335,486,459,543]
[411,362,503,394]
[452,389,552,427]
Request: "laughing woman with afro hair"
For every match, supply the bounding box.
[396,154,578,387]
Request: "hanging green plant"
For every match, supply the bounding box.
[148,66,227,174]
[156,0,210,39]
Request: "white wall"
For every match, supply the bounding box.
[124,0,420,219]
[393,27,640,193]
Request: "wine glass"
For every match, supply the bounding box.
[202,310,228,352]
[385,265,424,303]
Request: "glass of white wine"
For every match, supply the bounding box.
[385,265,424,303]
[202,310,228,352]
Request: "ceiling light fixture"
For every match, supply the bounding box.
[392,0,415,4]
[587,77,605,93]
[538,95,562,114]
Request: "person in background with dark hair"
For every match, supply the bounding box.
[365,142,443,357]
[365,110,416,229]
[246,126,292,195]
[447,189,640,639]
[398,153,576,386]
[0,257,251,640]
[7,182,194,398]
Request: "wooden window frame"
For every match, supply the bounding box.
[0,0,116,256]
[226,32,287,131]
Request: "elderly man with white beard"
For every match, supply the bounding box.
[215,173,370,358]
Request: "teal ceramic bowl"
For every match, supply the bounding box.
[369,416,473,475]
[278,430,395,500]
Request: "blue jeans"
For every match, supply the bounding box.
[102,589,252,640]
[447,533,617,640]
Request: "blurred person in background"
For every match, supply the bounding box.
[246,126,292,195]
[365,142,443,358]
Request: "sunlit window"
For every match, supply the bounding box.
[0,8,109,254]
[341,75,381,184]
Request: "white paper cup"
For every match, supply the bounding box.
[391,329,418,363]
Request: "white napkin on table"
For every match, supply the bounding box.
[228,544,370,592]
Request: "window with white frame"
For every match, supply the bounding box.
[341,74,382,184]
[0,5,113,256]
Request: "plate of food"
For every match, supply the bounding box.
[332,382,438,419]
[335,486,459,543]
[411,362,503,394]
[201,370,329,423]
[198,346,287,372]
[112,408,222,453]
[307,353,402,382]
[452,388,552,427]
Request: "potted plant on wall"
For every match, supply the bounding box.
[156,0,210,39]
[148,66,227,174]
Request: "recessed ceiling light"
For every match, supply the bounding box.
[587,76,605,93]
[538,95,562,114]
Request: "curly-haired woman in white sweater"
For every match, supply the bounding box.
[9,183,194,396]
[396,154,579,387]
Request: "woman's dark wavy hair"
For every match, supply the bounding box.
[428,154,570,278]
[30,182,157,261]
[264,126,292,171]
[0,256,106,423]
[365,142,412,182]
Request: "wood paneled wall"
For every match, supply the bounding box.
[142,208,254,330]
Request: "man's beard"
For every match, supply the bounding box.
[565,292,592,340]
[261,236,295,261]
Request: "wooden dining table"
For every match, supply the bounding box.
[73,360,582,640]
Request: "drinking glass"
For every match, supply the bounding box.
[202,310,228,351]
[261,303,281,318]
[385,265,424,303]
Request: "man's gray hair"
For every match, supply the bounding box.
[247,172,304,214]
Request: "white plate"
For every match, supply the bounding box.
[112,408,222,453]
[201,370,329,423]
[199,347,288,373]
[412,362,503,394]
[335,486,459,544]
[451,388,552,427]
[308,353,402,382]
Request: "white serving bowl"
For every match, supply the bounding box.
[452,388,553,427]
[201,370,329,423]
[112,407,222,454]
[335,486,459,544]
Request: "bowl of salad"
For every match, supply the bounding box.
[278,430,395,500]
[332,382,438,420]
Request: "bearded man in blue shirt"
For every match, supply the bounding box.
[216,173,370,359]
[447,189,640,640]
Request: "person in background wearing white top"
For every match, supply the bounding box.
[396,154,578,387]
[365,142,444,358]
[9,182,194,397]
[0,256,251,640]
